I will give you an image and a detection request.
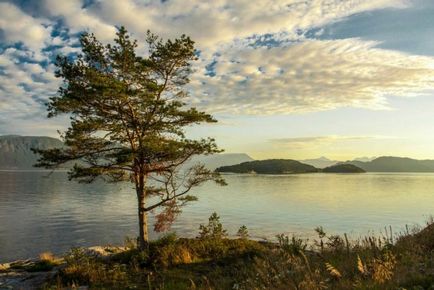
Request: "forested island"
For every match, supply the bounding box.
[215,159,365,174]
[322,163,366,173]
[215,159,318,174]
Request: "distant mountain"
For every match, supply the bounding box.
[353,156,376,162]
[299,157,339,169]
[0,135,253,171]
[322,164,365,173]
[346,156,434,172]
[5,136,433,173]
[216,159,318,174]
[0,135,63,169]
[187,153,254,170]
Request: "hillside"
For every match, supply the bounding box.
[347,156,434,172]
[215,159,318,174]
[0,135,63,169]
[322,163,365,173]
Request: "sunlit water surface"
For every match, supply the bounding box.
[0,171,433,262]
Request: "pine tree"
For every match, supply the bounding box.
[33,27,225,249]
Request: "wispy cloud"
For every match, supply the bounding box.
[269,135,391,149]
[40,0,408,48]
[190,39,434,114]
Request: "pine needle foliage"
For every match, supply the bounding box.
[33,27,225,249]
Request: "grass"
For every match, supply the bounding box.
[8,251,62,272]
[42,215,434,289]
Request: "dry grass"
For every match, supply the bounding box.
[39,252,55,262]
[43,216,434,290]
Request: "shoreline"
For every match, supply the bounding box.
[1,221,433,289]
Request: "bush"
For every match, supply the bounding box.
[198,212,228,239]
[237,225,249,239]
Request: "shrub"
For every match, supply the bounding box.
[198,212,227,239]
[276,234,307,256]
[237,225,249,239]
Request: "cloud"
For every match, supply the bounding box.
[42,0,117,43]
[270,135,386,149]
[0,2,52,51]
[0,0,431,136]
[0,47,60,123]
[82,0,408,50]
[189,38,434,114]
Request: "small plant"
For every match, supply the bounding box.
[123,236,137,249]
[326,235,345,252]
[15,251,60,272]
[325,262,342,279]
[357,255,368,276]
[154,232,178,246]
[315,226,326,252]
[314,227,345,252]
[276,234,307,256]
[371,251,397,283]
[314,226,326,239]
[39,252,55,262]
[60,248,129,287]
[198,212,227,239]
[237,225,249,239]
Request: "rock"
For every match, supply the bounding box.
[0,268,58,289]
[0,245,127,289]
[84,246,128,258]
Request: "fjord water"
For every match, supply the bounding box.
[1,171,433,262]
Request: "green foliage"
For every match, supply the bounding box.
[198,212,227,239]
[57,248,130,288]
[237,225,249,239]
[123,236,137,250]
[216,159,319,174]
[276,233,308,256]
[322,163,365,173]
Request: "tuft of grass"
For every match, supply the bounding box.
[39,252,55,262]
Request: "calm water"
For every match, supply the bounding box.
[0,171,433,262]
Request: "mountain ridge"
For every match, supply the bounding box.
[3,136,434,172]
[299,157,339,168]
[345,156,434,172]
[0,135,253,170]
[0,135,63,169]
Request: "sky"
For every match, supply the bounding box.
[1,0,434,160]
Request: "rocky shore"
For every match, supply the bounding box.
[0,246,126,289]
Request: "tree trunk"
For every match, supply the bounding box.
[137,193,149,250]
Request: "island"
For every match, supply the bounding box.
[322,163,366,173]
[215,159,365,174]
[215,159,319,174]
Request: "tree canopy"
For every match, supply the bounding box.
[34,27,225,249]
